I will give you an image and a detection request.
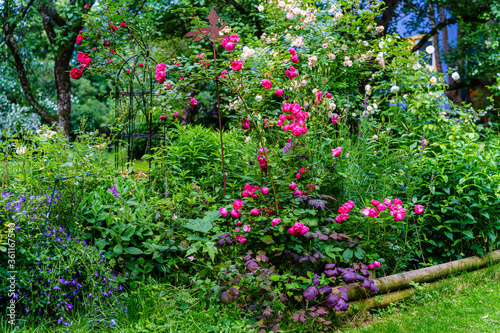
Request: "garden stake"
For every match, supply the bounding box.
[186,7,228,197]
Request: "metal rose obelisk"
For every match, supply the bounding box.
[186,7,228,195]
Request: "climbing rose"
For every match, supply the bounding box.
[230,210,241,219]
[271,218,281,227]
[225,42,235,51]
[361,207,370,216]
[287,222,309,236]
[231,60,243,71]
[377,204,387,212]
[292,55,299,63]
[296,172,301,180]
[77,52,91,66]
[76,34,83,45]
[233,200,243,210]
[190,97,197,105]
[242,118,250,130]
[331,114,340,124]
[243,224,251,232]
[250,208,259,216]
[288,182,298,190]
[393,198,403,205]
[275,88,284,97]
[414,205,424,214]
[173,111,179,119]
[331,147,342,157]
[236,235,246,244]
[383,198,391,206]
[229,34,240,42]
[219,207,228,217]
[261,187,269,195]
[289,48,297,55]
[371,200,380,206]
[70,68,82,80]
[259,79,273,89]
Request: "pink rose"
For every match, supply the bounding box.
[166,84,173,90]
[221,38,228,47]
[288,182,298,190]
[120,22,126,27]
[84,4,89,9]
[331,147,342,157]
[371,200,380,206]
[190,97,197,106]
[331,114,340,124]
[292,55,299,63]
[233,200,243,210]
[271,218,281,227]
[374,261,381,268]
[225,42,235,51]
[261,187,269,195]
[230,210,241,219]
[275,89,284,97]
[259,79,273,90]
[76,35,83,45]
[229,34,240,42]
[368,264,375,269]
[173,111,179,119]
[160,113,167,121]
[219,207,228,217]
[231,60,243,71]
[289,48,297,55]
[236,235,246,244]
[414,205,424,214]
[293,190,301,198]
[393,198,403,205]
[250,208,259,216]
[243,224,251,232]
[377,204,386,212]
[361,207,370,216]
[242,118,250,130]
[383,198,391,206]
[296,172,301,180]
[236,221,242,226]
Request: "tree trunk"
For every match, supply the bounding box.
[54,50,74,138]
[379,0,400,33]
[428,3,443,73]
[3,23,56,125]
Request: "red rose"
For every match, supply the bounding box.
[70,68,82,80]
[77,52,91,66]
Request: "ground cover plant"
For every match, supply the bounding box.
[1,0,500,331]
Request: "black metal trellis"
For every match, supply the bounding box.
[114,52,168,171]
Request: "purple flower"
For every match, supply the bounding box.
[109,184,120,197]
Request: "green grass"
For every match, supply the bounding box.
[343,264,500,333]
[5,266,500,332]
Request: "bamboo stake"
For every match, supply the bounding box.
[332,250,500,302]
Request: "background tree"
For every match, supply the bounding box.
[1,0,96,137]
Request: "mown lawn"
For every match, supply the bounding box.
[343,264,500,333]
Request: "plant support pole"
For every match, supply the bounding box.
[213,42,227,196]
